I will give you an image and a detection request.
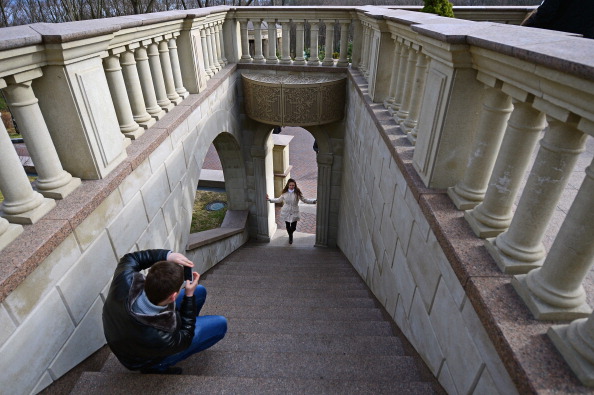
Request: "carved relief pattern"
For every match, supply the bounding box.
[284,86,318,125]
[319,79,345,124]
[252,85,282,124]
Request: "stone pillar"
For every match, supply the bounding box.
[251,146,272,241]
[177,20,208,93]
[3,74,81,200]
[0,115,54,225]
[337,21,350,67]
[213,23,224,69]
[322,20,335,66]
[390,43,409,116]
[280,20,291,64]
[135,44,166,121]
[294,21,306,65]
[200,27,214,77]
[465,101,545,238]
[102,53,144,139]
[403,52,429,140]
[513,157,594,320]
[315,153,333,247]
[384,38,401,109]
[121,47,157,127]
[395,46,418,124]
[239,20,252,63]
[266,19,278,64]
[486,117,587,274]
[447,86,512,210]
[308,21,320,66]
[206,25,219,72]
[359,24,369,74]
[253,20,265,63]
[549,314,594,386]
[158,38,182,105]
[147,42,174,113]
[218,22,228,65]
[168,36,189,99]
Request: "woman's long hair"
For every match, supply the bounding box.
[282,178,303,199]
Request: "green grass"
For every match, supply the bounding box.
[190,190,228,233]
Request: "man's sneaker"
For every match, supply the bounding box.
[141,366,183,375]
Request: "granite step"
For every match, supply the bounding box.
[198,294,375,309]
[201,304,385,321]
[203,286,371,300]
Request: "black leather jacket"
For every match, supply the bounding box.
[102,249,197,370]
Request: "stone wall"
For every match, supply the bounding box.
[0,69,246,395]
[337,76,518,395]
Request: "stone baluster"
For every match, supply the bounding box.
[0,111,54,224]
[158,38,182,105]
[359,24,369,75]
[315,153,333,247]
[266,18,279,64]
[447,86,513,210]
[308,21,320,66]
[121,47,157,126]
[147,41,174,113]
[213,23,224,69]
[218,22,228,65]
[512,155,594,320]
[3,74,81,200]
[549,310,594,385]
[384,39,402,109]
[389,41,409,116]
[337,20,350,67]
[168,36,189,99]
[280,20,291,64]
[253,19,266,63]
[135,44,166,121]
[206,24,219,72]
[239,20,252,63]
[395,46,418,124]
[465,101,546,238]
[103,52,144,139]
[322,20,335,66]
[294,21,306,65]
[403,52,429,142]
[487,117,587,274]
[200,27,214,77]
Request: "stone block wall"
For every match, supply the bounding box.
[0,69,246,395]
[337,78,518,395]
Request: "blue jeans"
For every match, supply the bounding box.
[149,285,227,371]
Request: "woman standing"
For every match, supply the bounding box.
[267,178,316,244]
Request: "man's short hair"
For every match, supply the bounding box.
[145,261,183,305]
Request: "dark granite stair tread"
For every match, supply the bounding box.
[223,318,393,336]
[198,295,375,308]
[201,305,384,321]
[199,279,368,291]
[210,265,357,274]
[204,286,370,299]
[72,371,436,395]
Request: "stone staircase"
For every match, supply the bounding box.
[68,240,444,394]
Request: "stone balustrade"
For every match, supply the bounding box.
[5,4,594,392]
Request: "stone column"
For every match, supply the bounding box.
[487,117,587,274]
[322,20,335,66]
[251,146,272,240]
[218,22,228,65]
[395,46,418,124]
[253,20,265,63]
[448,87,512,210]
[0,115,54,224]
[384,39,401,109]
[147,42,174,113]
[280,20,291,64]
[213,23,224,69]
[549,313,594,386]
[315,153,333,247]
[102,53,144,139]
[513,157,594,320]
[206,25,219,72]
[294,21,306,65]
[199,27,214,77]
[121,47,157,127]
[308,21,320,66]
[168,36,189,99]
[239,20,252,63]
[3,75,81,200]
[390,43,409,116]
[359,24,369,74]
[337,20,350,67]
[465,101,546,238]
[158,38,182,105]
[403,52,429,140]
[266,19,278,64]
[135,44,165,120]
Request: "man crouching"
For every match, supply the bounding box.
[102,249,227,375]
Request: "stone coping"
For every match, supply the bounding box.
[185,210,248,251]
[346,69,590,393]
[0,64,237,304]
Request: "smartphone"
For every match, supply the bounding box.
[184,266,193,282]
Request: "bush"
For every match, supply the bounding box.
[422,0,455,18]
